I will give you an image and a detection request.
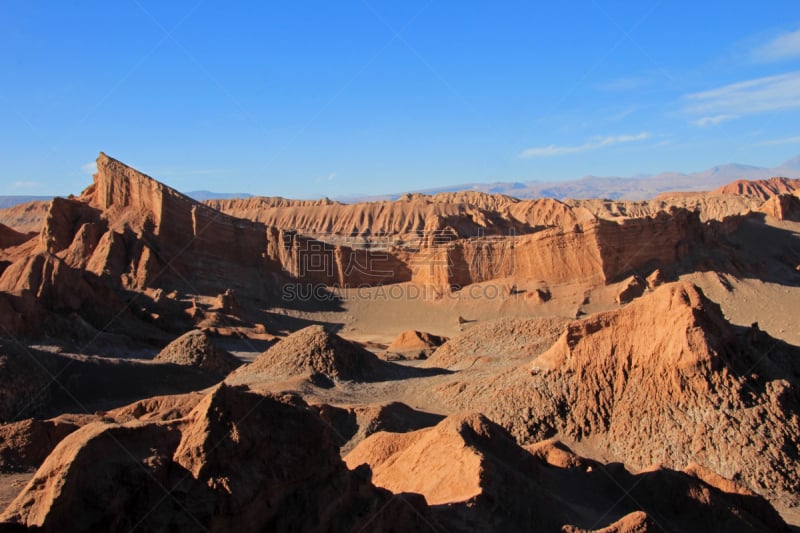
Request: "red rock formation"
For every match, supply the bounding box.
[385,330,447,359]
[229,325,412,384]
[713,176,800,200]
[759,193,800,221]
[615,275,645,304]
[345,413,788,532]
[313,401,445,453]
[207,190,532,240]
[1,385,433,531]
[0,153,758,343]
[435,282,800,512]
[0,200,50,234]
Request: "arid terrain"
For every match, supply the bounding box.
[0,152,799,532]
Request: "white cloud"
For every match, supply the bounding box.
[753,135,800,147]
[753,28,800,62]
[690,114,737,127]
[685,71,800,116]
[519,132,650,158]
[81,161,97,175]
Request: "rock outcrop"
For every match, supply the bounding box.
[435,282,800,511]
[759,193,800,221]
[0,385,432,532]
[385,330,447,360]
[229,325,409,384]
[713,176,800,200]
[0,200,50,234]
[314,401,445,453]
[345,413,788,532]
[154,329,241,377]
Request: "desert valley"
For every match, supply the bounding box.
[0,152,797,531]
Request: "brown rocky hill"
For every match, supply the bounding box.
[713,176,800,200]
[153,329,241,377]
[228,325,434,385]
[385,330,447,360]
[0,385,432,532]
[2,385,788,532]
[571,194,762,222]
[0,200,50,234]
[431,282,800,512]
[344,412,788,532]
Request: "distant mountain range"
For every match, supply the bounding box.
[2,156,799,209]
[0,196,52,209]
[185,190,254,201]
[0,191,253,209]
[341,155,800,202]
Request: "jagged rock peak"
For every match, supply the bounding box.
[82,152,200,212]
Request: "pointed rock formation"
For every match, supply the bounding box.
[1,385,433,531]
[154,329,241,377]
[385,330,447,360]
[230,325,407,383]
[345,413,788,532]
[614,274,645,304]
[437,282,800,513]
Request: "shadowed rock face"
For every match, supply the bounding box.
[759,193,800,221]
[0,225,32,250]
[0,343,225,425]
[433,282,800,512]
[0,385,432,532]
[2,387,788,532]
[344,413,788,532]
[0,418,82,473]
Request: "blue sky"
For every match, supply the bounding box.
[2,1,800,198]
